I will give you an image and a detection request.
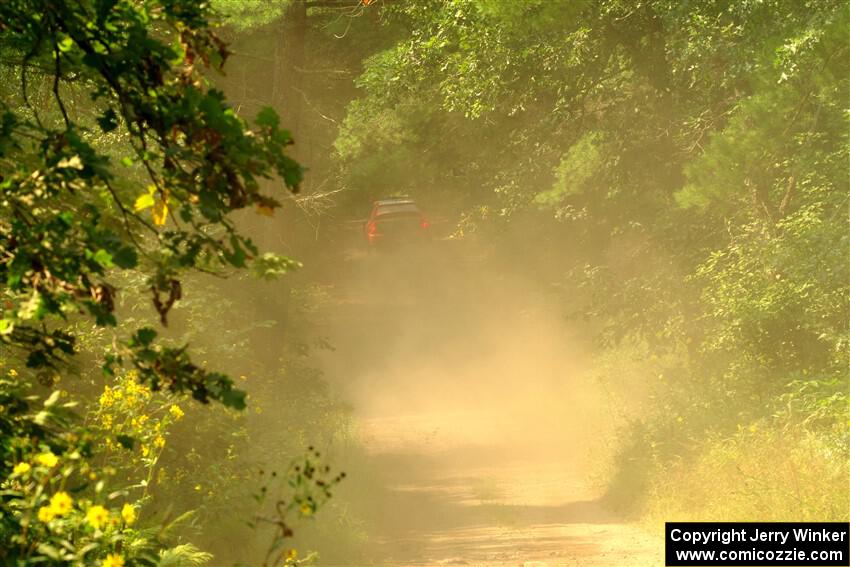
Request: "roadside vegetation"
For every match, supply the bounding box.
[0,1,345,564]
[331,0,849,523]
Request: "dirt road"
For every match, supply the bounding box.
[350,412,659,566]
[315,244,661,566]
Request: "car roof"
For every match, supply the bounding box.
[374,197,415,206]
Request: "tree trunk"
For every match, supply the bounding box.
[280,0,307,157]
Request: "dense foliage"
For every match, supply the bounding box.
[0,0,333,564]
[0,0,302,404]
[335,0,848,517]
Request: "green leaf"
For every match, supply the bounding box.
[57,36,74,52]
[220,388,246,410]
[256,107,279,128]
[0,319,14,336]
[96,108,118,132]
[226,235,246,267]
[112,246,138,269]
[92,249,113,268]
[134,327,157,347]
[249,252,301,280]
[26,350,48,368]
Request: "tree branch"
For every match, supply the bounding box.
[53,44,71,129]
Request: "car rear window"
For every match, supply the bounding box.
[375,203,420,216]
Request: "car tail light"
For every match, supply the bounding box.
[420,217,430,229]
[367,221,378,236]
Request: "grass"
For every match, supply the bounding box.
[643,426,849,524]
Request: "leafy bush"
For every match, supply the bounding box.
[0,369,200,565]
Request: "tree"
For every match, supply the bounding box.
[335,0,849,516]
[0,0,308,562]
[1,0,303,405]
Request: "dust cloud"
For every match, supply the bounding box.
[284,237,656,566]
[322,243,605,458]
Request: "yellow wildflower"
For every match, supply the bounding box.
[121,503,136,525]
[36,452,59,468]
[130,381,151,397]
[86,505,110,529]
[101,414,113,429]
[37,506,55,522]
[169,404,184,420]
[286,549,298,560]
[141,445,150,457]
[99,388,114,407]
[101,554,124,567]
[131,416,149,430]
[49,491,73,516]
[153,435,166,449]
[89,471,98,480]
[300,503,313,516]
[7,368,17,377]
[12,462,30,475]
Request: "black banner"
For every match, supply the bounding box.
[666,522,850,566]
